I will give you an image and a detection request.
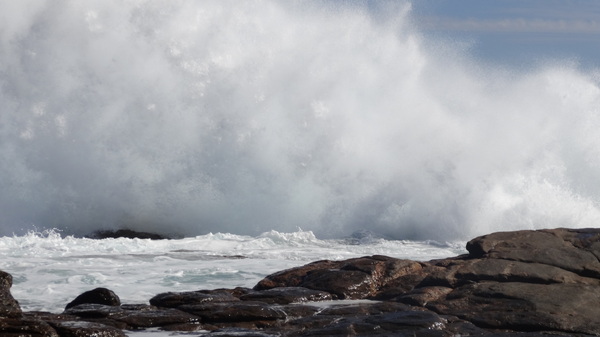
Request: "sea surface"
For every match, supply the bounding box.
[0,229,464,314]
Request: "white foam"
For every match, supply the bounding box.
[0,230,465,312]
[1,0,600,241]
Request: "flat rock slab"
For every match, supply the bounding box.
[50,320,127,337]
[239,287,332,304]
[64,303,200,329]
[150,289,241,308]
[0,318,60,337]
[429,281,600,334]
[466,228,600,277]
[178,301,287,323]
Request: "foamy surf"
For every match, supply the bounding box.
[0,229,465,313]
[1,0,599,241]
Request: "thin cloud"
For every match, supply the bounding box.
[418,17,600,34]
[500,3,600,22]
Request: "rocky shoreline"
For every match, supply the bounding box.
[3,228,600,336]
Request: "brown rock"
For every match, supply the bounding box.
[251,228,600,335]
[428,281,600,335]
[254,260,343,290]
[454,258,598,285]
[300,269,374,299]
[396,286,453,306]
[254,256,423,299]
[343,255,424,282]
[466,228,600,278]
[0,270,22,318]
[549,227,600,256]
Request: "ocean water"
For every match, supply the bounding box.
[1,0,600,331]
[0,229,465,314]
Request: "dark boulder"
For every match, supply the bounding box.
[65,287,121,310]
[88,229,171,240]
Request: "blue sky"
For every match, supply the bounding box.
[410,0,600,68]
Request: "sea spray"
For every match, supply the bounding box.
[1,0,600,240]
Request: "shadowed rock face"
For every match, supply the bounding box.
[3,228,600,336]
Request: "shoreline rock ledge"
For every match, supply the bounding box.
[3,228,600,336]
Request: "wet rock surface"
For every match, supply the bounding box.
[3,228,600,336]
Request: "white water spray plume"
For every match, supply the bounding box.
[1,1,600,240]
